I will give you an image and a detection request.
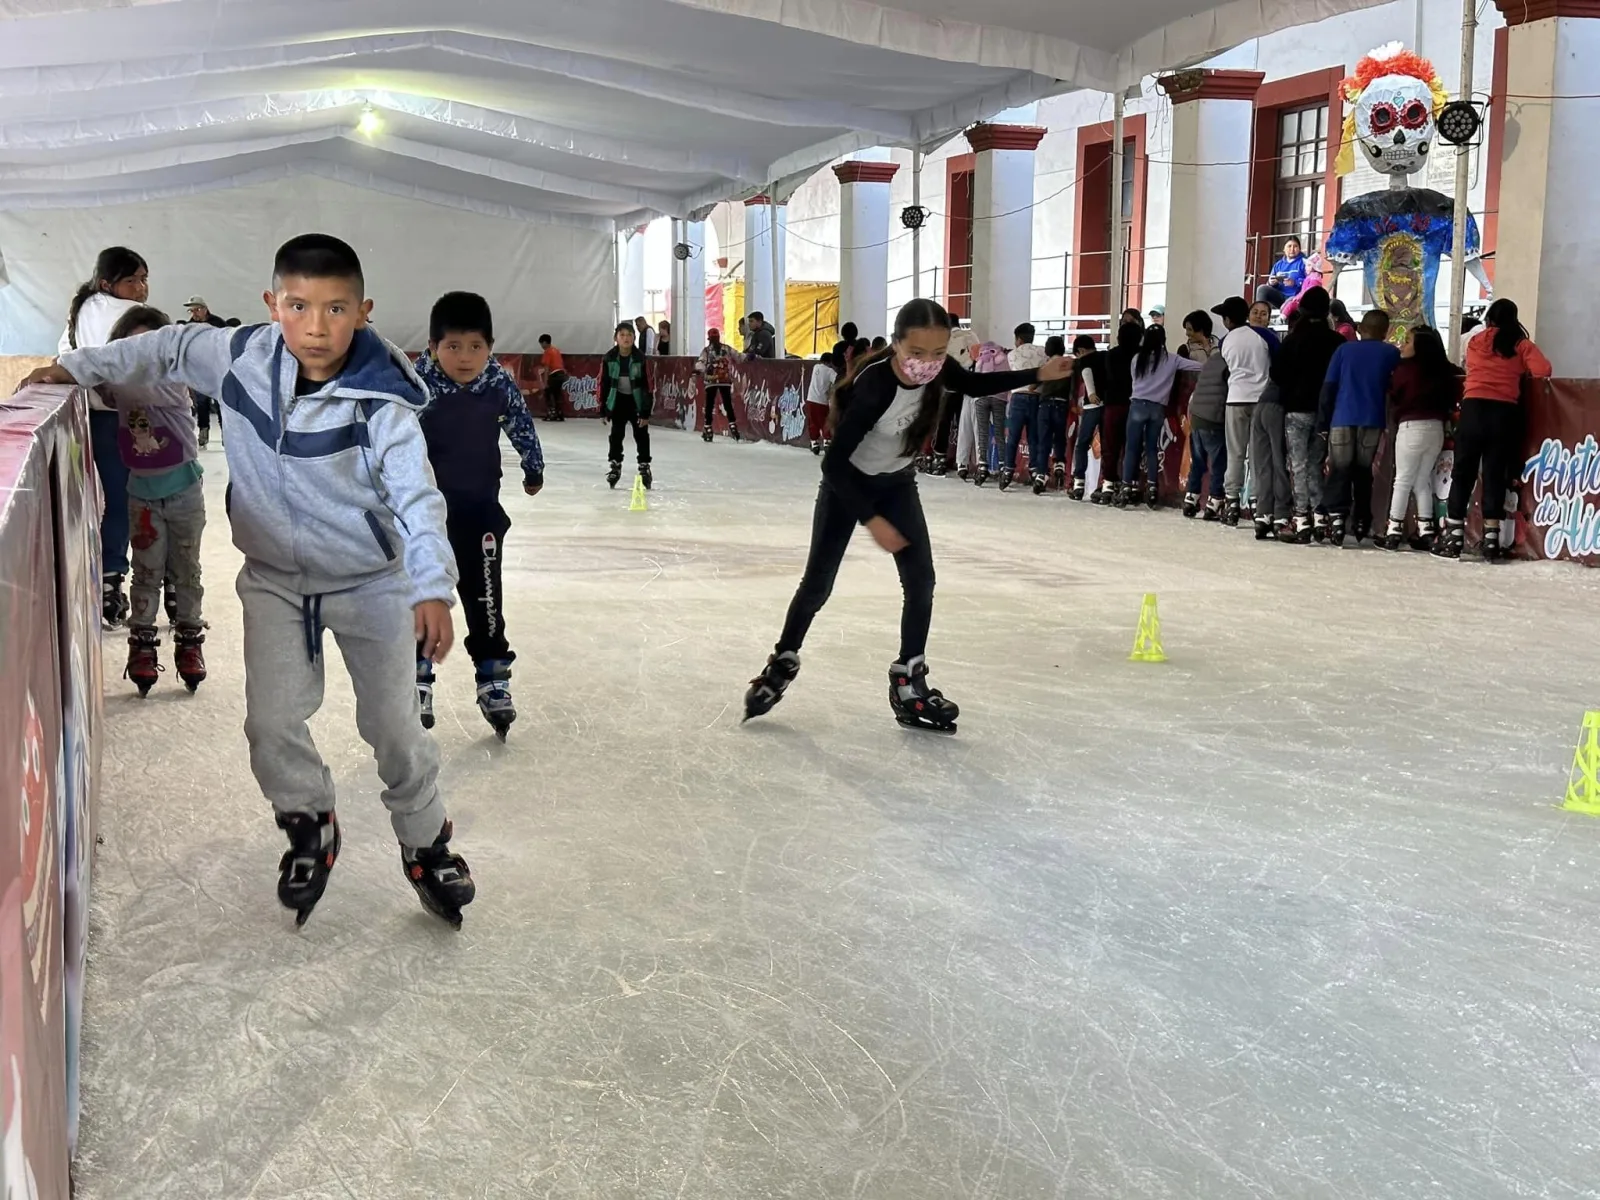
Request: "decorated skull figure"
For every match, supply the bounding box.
[1339,43,1450,181]
[1356,73,1435,176]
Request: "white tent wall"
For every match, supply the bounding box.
[0,175,613,356]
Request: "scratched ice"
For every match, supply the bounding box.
[74,424,1600,1198]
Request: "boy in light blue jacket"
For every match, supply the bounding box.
[26,234,476,930]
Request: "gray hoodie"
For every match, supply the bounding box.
[62,323,456,608]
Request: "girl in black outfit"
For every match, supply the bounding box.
[743,299,1067,733]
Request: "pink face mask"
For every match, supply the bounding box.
[897,354,944,386]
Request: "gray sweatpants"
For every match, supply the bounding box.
[1284,411,1325,513]
[237,564,446,849]
[1224,404,1255,500]
[1248,401,1292,524]
[128,482,205,629]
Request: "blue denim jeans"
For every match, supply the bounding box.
[1033,401,1069,474]
[90,406,130,575]
[1003,393,1038,473]
[1122,399,1167,487]
[1073,406,1104,479]
[1185,426,1227,498]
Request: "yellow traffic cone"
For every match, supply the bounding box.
[629,474,648,512]
[1563,711,1600,816]
[1129,593,1166,663]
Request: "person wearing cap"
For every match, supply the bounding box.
[1212,295,1270,526]
[1148,305,1166,327]
[183,296,227,328]
[696,327,742,442]
[180,296,228,448]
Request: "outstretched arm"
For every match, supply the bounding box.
[55,323,236,399]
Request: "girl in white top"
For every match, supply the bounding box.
[61,246,151,625]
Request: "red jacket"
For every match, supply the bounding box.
[1462,329,1553,403]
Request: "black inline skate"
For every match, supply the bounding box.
[1480,522,1507,563]
[888,656,959,734]
[402,821,475,929]
[1145,484,1160,511]
[640,463,654,490]
[416,658,436,729]
[1031,471,1048,496]
[475,659,515,741]
[1182,492,1199,519]
[1409,517,1437,552]
[1432,517,1465,559]
[706,428,716,444]
[102,573,129,628]
[174,626,206,692]
[1312,510,1330,543]
[1051,464,1066,493]
[125,627,161,696]
[606,460,622,489]
[277,810,340,927]
[1379,518,1405,551]
[997,468,1014,492]
[1070,477,1086,501]
[1202,496,1223,522]
[1328,514,1348,547]
[742,650,800,722]
[1221,497,1241,527]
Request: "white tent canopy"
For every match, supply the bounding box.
[1,0,1383,230]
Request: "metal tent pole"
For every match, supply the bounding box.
[1447,0,1477,361]
[911,148,923,303]
[1109,91,1126,339]
[767,182,784,357]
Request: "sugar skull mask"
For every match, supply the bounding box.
[1357,73,1435,177]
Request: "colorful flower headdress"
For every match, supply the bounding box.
[1335,42,1450,176]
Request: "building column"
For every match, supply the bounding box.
[744,195,787,354]
[1157,69,1264,322]
[618,225,646,326]
[1491,0,1599,374]
[965,123,1046,343]
[683,220,707,357]
[833,160,899,341]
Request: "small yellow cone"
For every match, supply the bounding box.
[629,474,648,512]
[1563,711,1600,816]
[1129,593,1166,663]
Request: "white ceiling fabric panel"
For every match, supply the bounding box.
[0,0,1385,227]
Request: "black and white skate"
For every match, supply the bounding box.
[475,659,515,741]
[277,810,340,927]
[889,656,958,734]
[1182,493,1199,519]
[1329,516,1348,547]
[416,660,436,730]
[1031,473,1047,496]
[1409,520,1437,552]
[1222,498,1241,527]
[742,650,800,722]
[640,463,654,490]
[705,429,716,443]
[402,821,475,929]
[997,469,1014,492]
[1070,479,1085,501]
[102,574,129,629]
[606,462,622,489]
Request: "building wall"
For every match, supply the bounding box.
[712,0,1505,338]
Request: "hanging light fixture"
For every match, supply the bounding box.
[357,103,383,137]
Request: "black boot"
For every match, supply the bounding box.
[1433,518,1465,560]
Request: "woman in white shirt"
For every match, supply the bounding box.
[61,247,150,626]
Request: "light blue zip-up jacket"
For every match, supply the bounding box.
[62,322,457,608]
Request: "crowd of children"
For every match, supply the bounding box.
[909,289,1552,562]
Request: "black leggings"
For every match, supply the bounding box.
[777,472,934,664]
[1448,399,1521,521]
[704,385,735,430]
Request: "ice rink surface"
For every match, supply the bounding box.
[76,422,1600,1199]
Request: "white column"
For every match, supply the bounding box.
[1158,70,1263,322]
[833,160,899,341]
[683,220,708,357]
[1491,3,1600,374]
[965,123,1046,343]
[619,225,646,326]
[743,195,787,349]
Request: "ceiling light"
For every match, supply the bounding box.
[357,104,382,137]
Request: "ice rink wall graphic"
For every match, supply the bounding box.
[0,385,102,1200]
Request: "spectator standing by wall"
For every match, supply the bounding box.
[1213,296,1270,526]
[1271,287,1344,542]
[1318,309,1401,546]
[1382,325,1461,551]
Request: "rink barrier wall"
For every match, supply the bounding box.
[0,385,103,1200]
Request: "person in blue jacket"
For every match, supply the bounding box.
[1317,308,1400,547]
[1255,237,1309,310]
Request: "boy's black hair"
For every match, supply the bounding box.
[1015,322,1036,343]
[749,311,765,323]
[1072,334,1097,354]
[1044,335,1066,357]
[840,321,858,342]
[615,321,636,336]
[1182,309,1213,336]
[870,336,887,351]
[108,304,171,342]
[429,291,494,345]
[819,351,836,369]
[1359,309,1391,340]
[272,233,364,294]
[538,333,553,346]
